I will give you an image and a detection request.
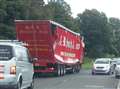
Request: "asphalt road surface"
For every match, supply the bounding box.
[34,69,119,89]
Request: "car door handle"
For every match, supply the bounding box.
[20,65,24,67]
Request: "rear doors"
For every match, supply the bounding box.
[15,46,33,86]
[0,45,14,80]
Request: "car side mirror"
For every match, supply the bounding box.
[29,58,38,63]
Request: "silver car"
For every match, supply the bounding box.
[92,58,114,75]
[115,60,120,78]
[0,42,34,89]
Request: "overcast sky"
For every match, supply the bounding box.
[65,0,120,18]
[44,0,120,19]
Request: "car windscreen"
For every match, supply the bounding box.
[95,60,109,64]
[0,45,13,61]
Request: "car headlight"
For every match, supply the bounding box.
[105,65,110,69]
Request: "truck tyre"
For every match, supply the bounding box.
[63,65,66,75]
[61,65,66,76]
[55,64,61,76]
[60,65,64,76]
[76,64,79,73]
[77,64,81,73]
[72,66,76,73]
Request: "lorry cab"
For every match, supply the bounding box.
[0,42,34,89]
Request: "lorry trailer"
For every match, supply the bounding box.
[15,20,85,76]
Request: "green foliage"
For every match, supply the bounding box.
[0,24,15,39]
[0,0,120,58]
[109,17,120,56]
[0,0,79,40]
[82,57,93,69]
[0,0,45,40]
[15,0,45,20]
[43,0,79,32]
[77,9,113,58]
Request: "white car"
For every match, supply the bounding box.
[92,58,114,75]
[115,60,120,78]
[0,42,35,89]
[111,58,120,69]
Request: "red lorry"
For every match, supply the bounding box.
[15,20,85,76]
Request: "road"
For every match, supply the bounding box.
[34,69,119,89]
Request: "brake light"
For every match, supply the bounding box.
[10,65,16,75]
[0,73,4,79]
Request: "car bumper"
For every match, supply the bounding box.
[0,75,17,89]
[92,69,110,74]
[0,84,17,89]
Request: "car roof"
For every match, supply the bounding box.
[112,58,120,61]
[95,58,111,61]
[0,42,25,49]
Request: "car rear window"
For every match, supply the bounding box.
[95,60,109,64]
[0,45,13,61]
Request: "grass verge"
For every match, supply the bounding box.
[82,57,94,69]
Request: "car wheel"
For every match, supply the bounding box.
[27,78,34,89]
[112,71,114,74]
[115,75,119,79]
[16,81,21,89]
[92,71,95,75]
[108,70,112,75]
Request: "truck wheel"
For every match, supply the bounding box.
[61,65,66,76]
[60,65,64,76]
[78,64,81,72]
[63,65,66,75]
[76,64,80,73]
[72,66,76,73]
[56,64,61,76]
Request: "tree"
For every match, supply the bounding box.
[0,0,45,39]
[109,17,120,56]
[0,0,16,39]
[77,9,113,58]
[44,0,79,32]
[15,0,45,20]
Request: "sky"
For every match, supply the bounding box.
[44,0,120,19]
[65,0,120,18]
